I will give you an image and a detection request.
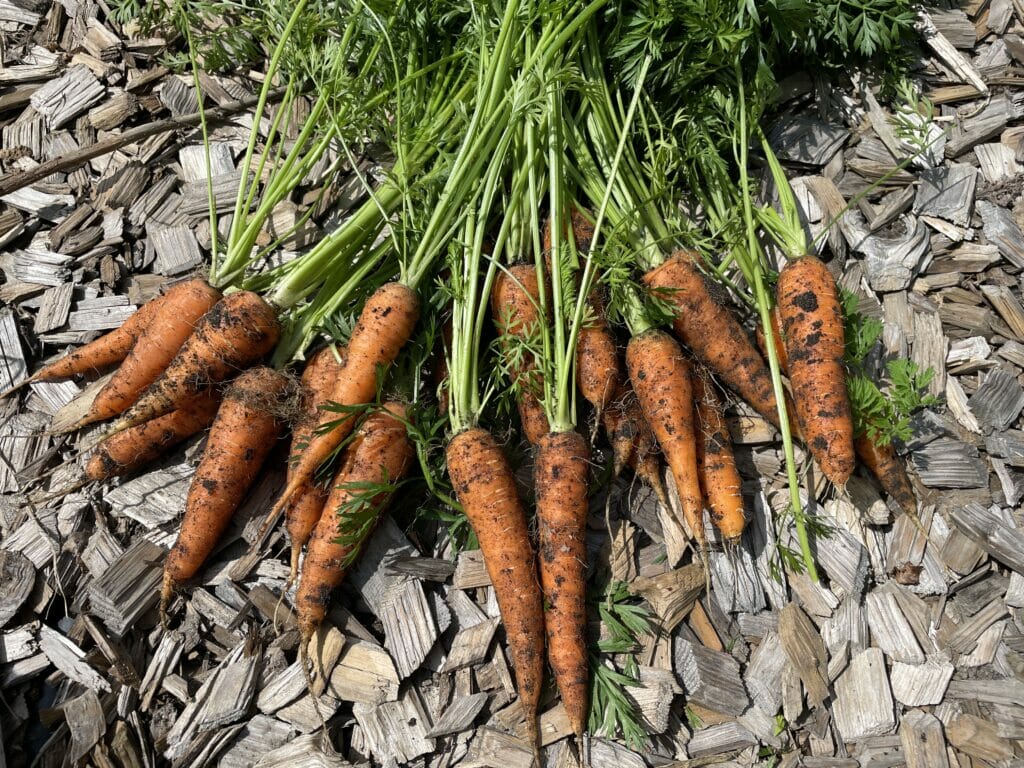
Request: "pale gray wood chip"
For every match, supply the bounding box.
[768,115,848,165]
[967,367,1024,430]
[38,623,111,692]
[88,539,167,636]
[950,502,1024,574]
[218,716,295,768]
[865,590,925,663]
[29,64,105,129]
[179,143,235,181]
[744,629,786,716]
[0,551,34,630]
[832,648,895,742]
[946,98,1017,158]
[628,563,704,633]
[426,692,489,738]
[326,640,400,705]
[985,428,1024,466]
[0,0,41,24]
[674,638,748,716]
[465,726,534,768]
[946,598,1010,654]
[105,459,194,528]
[62,690,106,763]
[978,200,1024,268]
[0,623,38,663]
[686,721,757,758]
[252,733,343,768]
[275,691,342,734]
[913,163,977,226]
[68,296,136,332]
[0,186,73,222]
[946,678,1024,705]
[14,247,70,286]
[441,617,499,673]
[0,411,49,493]
[622,666,680,735]
[352,688,435,764]
[256,661,306,715]
[0,307,27,394]
[150,224,204,276]
[910,439,988,488]
[975,142,1020,183]
[139,631,184,711]
[890,655,954,706]
[453,549,491,589]
[778,602,829,707]
[900,709,950,768]
[911,310,946,398]
[33,282,74,334]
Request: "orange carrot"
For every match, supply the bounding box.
[295,403,413,641]
[160,366,289,616]
[285,346,345,582]
[777,255,854,487]
[69,279,221,429]
[111,290,280,435]
[604,382,668,507]
[693,365,745,543]
[491,265,548,446]
[626,330,704,551]
[447,427,545,749]
[756,305,789,375]
[271,282,419,518]
[85,389,221,480]
[535,429,590,739]
[643,252,781,427]
[854,434,917,517]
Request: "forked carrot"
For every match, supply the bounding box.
[643,251,782,428]
[160,366,290,618]
[777,255,855,487]
[491,265,548,446]
[111,290,281,435]
[535,429,590,739]
[295,403,413,642]
[446,427,545,749]
[626,330,704,552]
[67,279,222,430]
[694,365,745,543]
[285,346,345,582]
[269,281,419,519]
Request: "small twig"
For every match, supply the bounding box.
[0,87,288,198]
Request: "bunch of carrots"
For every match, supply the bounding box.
[5,0,930,758]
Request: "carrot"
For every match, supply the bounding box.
[643,251,782,428]
[295,403,413,642]
[285,346,345,582]
[111,290,281,435]
[603,382,668,507]
[68,279,221,429]
[447,427,545,749]
[160,366,290,617]
[5,289,163,398]
[85,389,222,481]
[626,330,704,551]
[756,305,789,375]
[535,429,590,739]
[491,265,548,446]
[693,365,745,543]
[777,255,855,487]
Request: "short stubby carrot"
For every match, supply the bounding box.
[85,389,221,481]
[491,264,547,446]
[112,290,281,434]
[626,330,704,551]
[854,434,917,517]
[643,252,781,428]
[295,403,413,642]
[446,427,545,749]
[71,279,222,429]
[777,255,855,487]
[285,346,345,582]
[274,282,419,516]
[535,429,590,739]
[161,366,290,616]
[694,365,745,543]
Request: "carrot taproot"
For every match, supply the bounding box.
[756,305,789,374]
[777,255,855,487]
[447,427,545,750]
[626,330,704,551]
[160,366,290,617]
[643,251,781,428]
[603,382,669,507]
[854,434,917,517]
[67,279,222,429]
[693,365,745,543]
[295,403,413,641]
[110,290,281,435]
[285,346,345,583]
[85,389,222,481]
[270,282,419,519]
[535,429,590,739]
[491,264,548,446]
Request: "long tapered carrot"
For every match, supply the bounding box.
[777,255,854,487]
[5,290,164,399]
[491,265,548,446]
[643,251,781,427]
[270,282,419,520]
[603,381,668,507]
[160,366,290,617]
[110,290,280,436]
[447,427,545,749]
[626,330,704,551]
[295,403,413,641]
[285,346,345,582]
[693,365,745,543]
[85,389,222,481]
[67,279,222,430]
[535,429,590,739]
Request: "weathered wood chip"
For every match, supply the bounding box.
[1,624,38,663]
[910,439,988,488]
[88,539,167,636]
[252,732,340,768]
[978,200,1024,268]
[628,563,704,633]
[150,224,204,276]
[218,716,295,768]
[327,640,400,705]
[832,648,895,742]
[352,688,435,765]
[62,690,106,763]
[441,617,499,673]
[105,459,194,528]
[946,712,1014,763]
[426,692,489,738]
[768,115,848,165]
[890,655,954,706]
[967,367,1024,430]
[29,65,105,129]
[950,503,1024,574]
[674,638,748,716]
[0,546,34,630]
[865,590,925,663]
[68,295,136,332]
[778,603,829,707]
[913,163,977,226]
[38,624,110,692]
[686,721,758,758]
[899,710,949,768]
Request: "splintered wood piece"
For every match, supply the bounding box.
[980,284,1024,339]
[217,716,295,768]
[832,648,895,743]
[978,200,1024,268]
[950,503,1024,574]
[30,65,105,129]
[441,617,499,673]
[87,539,166,636]
[139,631,184,710]
[62,690,106,763]
[105,460,194,528]
[865,591,925,663]
[425,692,488,738]
[967,367,1024,429]
[0,551,35,629]
[37,624,110,692]
[900,710,950,768]
[628,563,705,633]
[674,638,748,716]
[251,733,339,768]
[256,662,305,714]
[150,224,204,276]
[912,164,977,226]
[911,311,947,400]
[352,688,435,764]
[911,439,988,488]
[275,692,342,733]
[327,640,400,705]
[745,630,786,716]
[623,666,680,734]
[686,721,758,758]
[305,623,345,696]
[945,713,1014,763]
[946,598,1010,654]
[1,624,38,663]
[814,526,869,600]
[778,603,829,708]
[453,549,491,589]
[466,727,534,768]
[890,655,954,706]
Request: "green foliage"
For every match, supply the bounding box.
[589,580,652,750]
[330,470,408,568]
